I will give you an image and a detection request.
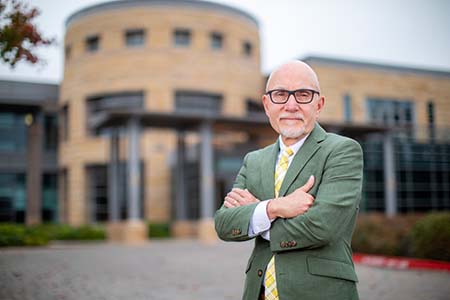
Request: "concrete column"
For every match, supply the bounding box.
[127,117,141,221]
[198,122,217,242]
[108,129,120,222]
[108,118,147,245]
[26,112,43,225]
[383,133,397,217]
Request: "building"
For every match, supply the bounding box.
[0,80,59,224]
[0,0,449,240]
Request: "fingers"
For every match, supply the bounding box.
[299,175,315,192]
[224,196,241,208]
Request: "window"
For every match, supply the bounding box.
[210,32,223,50]
[343,94,352,122]
[86,92,144,135]
[0,173,26,223]
[85,35,100,52]
[243,40,252,56]
[42,173,58,222]
[60,104,69,141]
[59,169,68,223]
[87,163,144,222]
[427,101,435,140]
[44,114,58,151]
[175,91,222,114]
[65,45,71,60]
[125,29,145,47]
[367,98,414,126]
[173,29,191,47]
[246,99,264,115]
[0,112,27,152]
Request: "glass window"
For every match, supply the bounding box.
[65,45,71,60]
[246,99,264,115]
[0,112,27,152]
[173,29,191,47]
[60,105,69,141]
[42,173,58,222]
[243,40,252,56]
[44,114,58,151]
[86,35,100,52]
[210,32,223,50]
[125,29,145,47]
[87,163,144,222]
[175,91,222,114]
[0,173,26,223]
[343,94,352,122]
[367,98,415,126]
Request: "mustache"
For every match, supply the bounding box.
[279,113,304,120]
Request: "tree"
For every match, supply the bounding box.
[0,0,54,67]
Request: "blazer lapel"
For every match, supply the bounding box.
[260,141,279,200]
[279,123,327,197]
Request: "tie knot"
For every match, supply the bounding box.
[284,147,294,157]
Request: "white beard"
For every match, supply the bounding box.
[280,125,305,139]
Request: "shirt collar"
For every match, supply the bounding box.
[278,134,310,156]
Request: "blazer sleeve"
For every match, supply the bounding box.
[214,153,259,242]
[269,138,363,252]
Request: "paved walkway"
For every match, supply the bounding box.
[1,240,449,300]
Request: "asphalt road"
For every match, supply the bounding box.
[1,240,449,300]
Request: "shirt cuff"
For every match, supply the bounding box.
[248,200,272,237]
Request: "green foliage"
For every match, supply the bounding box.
[148,223,171,238]
[352,213,450,262]
[0,223,106,247]
[0,223,26,246]
[411,212,450,261]
[352,213,420,256]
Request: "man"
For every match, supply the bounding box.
[214,61,363,300]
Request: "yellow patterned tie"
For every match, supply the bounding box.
[265,147,294,300]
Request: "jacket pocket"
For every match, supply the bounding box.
[306,256,358,282]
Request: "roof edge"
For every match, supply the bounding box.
[66,0,259,28]
[302,56,450,78]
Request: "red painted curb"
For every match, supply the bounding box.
[352,253,450,272]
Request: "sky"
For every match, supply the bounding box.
[0,0,449,84]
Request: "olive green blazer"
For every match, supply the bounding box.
[215,123,363,300]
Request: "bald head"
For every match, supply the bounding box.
[266,60,321,93]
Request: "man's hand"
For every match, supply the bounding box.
[267,175,315,219]
[224,188,260,208]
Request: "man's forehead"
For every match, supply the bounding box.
[266,61,320,91]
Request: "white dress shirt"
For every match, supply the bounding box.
[248,134,309,240]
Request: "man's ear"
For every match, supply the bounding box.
[316,96,325,116]
[262,94,270,117]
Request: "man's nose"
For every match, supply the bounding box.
[284,94,299,110]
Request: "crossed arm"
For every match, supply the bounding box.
[214,139,363,251]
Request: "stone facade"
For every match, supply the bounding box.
[60,0,262,225]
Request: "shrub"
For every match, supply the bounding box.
[411,212,450,261]
[0,224,26,246]
[352,213,421,256]
[148,223,171,238]
[0,223,106,247]
[55,225,106,240]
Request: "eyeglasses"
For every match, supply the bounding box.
[265,88,320,104]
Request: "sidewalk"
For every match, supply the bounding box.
[1,240,449,300]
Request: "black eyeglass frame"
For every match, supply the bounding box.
[265,88,320,104]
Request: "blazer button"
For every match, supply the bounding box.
[257,269,263,277]
[280,241,286,248]
[291,240,297,247]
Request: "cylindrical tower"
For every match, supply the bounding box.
[59,0,262,227]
